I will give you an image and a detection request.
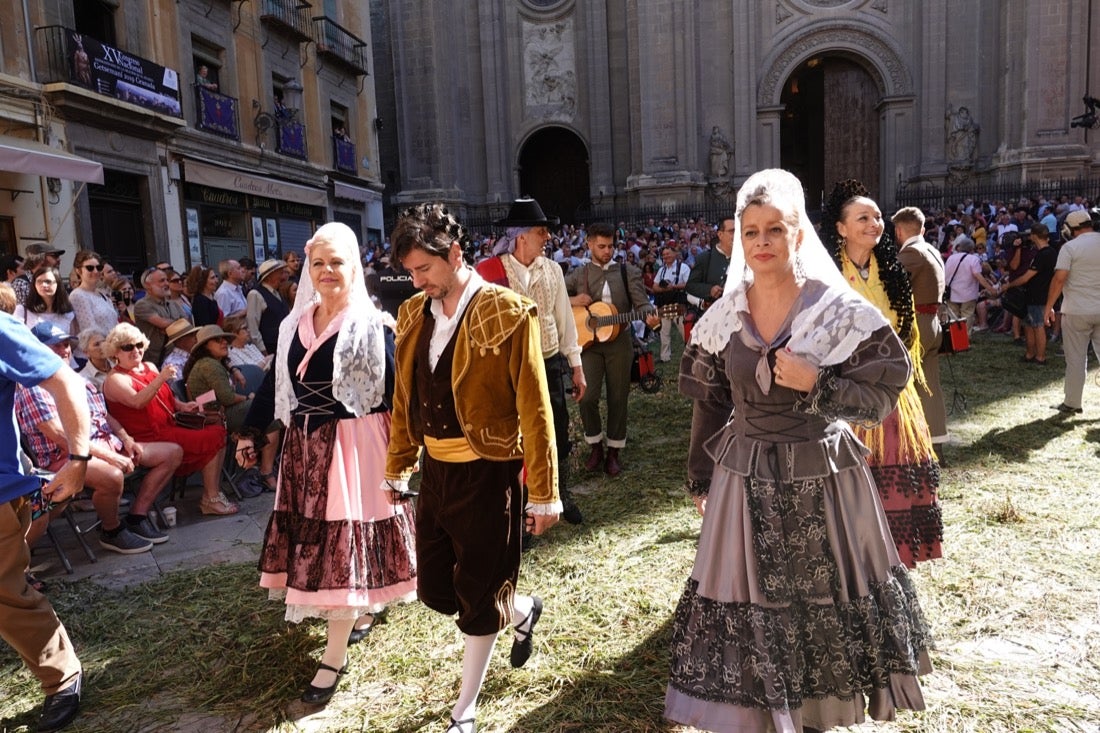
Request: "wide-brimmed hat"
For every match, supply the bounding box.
[191,324,235,352]
[494,197,560,228]
[257,258,288,281]
[164,318,200,347]
[25,242,65,257]
[30,322,76,346]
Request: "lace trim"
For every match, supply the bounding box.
[797,365,881,429]
[269,589,418,624]
[668,567,932,711]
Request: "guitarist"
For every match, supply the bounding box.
[476,198,586,525]
[566,223,659,477]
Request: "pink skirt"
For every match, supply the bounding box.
[259,412,417,622]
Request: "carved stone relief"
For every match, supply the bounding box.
[523,18,577,120]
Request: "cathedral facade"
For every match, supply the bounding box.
[371,0,1099,222]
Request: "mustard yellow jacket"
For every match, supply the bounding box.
[385,284,559,507]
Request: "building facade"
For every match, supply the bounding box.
[371,0,1100,222]
[1,0,381,277]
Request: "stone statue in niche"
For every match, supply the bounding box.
[945,105,979,166]
[708,126,733,179]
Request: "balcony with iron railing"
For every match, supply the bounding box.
[194,86,240,141]
[276,118,308,160]
[259,0,314,44]
[312,17,369,76]
[333,136,356,174]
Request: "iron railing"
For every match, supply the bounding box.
[312,17,368,75]
[259,0,313,43]
[333,137,356,174]
[895,176,1100,213]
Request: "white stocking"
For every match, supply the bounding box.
[311,617,355,687]
[451,632,498,722]
[511,594,535,641]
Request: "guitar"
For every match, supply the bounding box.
[573,302,685,349]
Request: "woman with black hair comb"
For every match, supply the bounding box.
[820,179,943,567]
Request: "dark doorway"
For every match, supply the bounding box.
[780,56,880,211]
[518,127,590,224]
[88,171,147,282]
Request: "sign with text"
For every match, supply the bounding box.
[65,29,182,118]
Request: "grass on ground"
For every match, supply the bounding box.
[2,331,1099,732]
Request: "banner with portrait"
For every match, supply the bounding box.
[65,29,182,118]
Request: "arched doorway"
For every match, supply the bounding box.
[518,127,589,224]
[780,56,880,210]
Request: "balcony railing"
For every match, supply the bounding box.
[259,0,314,44]
[194,86,240,140]
[333,137,356,174]
[312,17,369,75]
[277,119,308,159]
[34,25,183,118]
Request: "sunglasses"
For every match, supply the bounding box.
[169,277,183,283]
[83,264,104,272]
[118,343,147,352]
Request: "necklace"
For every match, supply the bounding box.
[857,263,870,280]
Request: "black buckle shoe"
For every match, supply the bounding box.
[348,609,387,645]
[510,596,543,668]
[37,673,81,733]
[560,497,584,525]
[300,662,346,705]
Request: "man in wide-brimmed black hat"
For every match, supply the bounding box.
[478,197,585,525]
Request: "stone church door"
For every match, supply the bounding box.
[780,56,880,210]
[518,127,590,224]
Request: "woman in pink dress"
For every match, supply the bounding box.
[259,222,417,705]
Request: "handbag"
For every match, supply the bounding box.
[1000,286,1028,319]
[172,411,206,430]
[942,253,969,303]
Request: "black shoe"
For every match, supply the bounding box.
[1054,403,1084,414]
[127,516,169,544]
[300,663,346,705]
[560,498,584,525]
[37,673,81,733]
[510,596,542,668]
[348,609,386,645]
[446,716,476,732]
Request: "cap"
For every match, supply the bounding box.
[1065,209,1093,230]
[30,321,76,346]
[25,242,65,257]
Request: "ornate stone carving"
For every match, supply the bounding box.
[523,19,577,120]
[758,25,912,106]
[708,126,733,179]
[776,3,793,24]
[871,0,888,13]
[945,104,979,177]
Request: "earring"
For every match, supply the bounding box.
[794,251,806,280]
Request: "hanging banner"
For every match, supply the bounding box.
[65,29,182,117]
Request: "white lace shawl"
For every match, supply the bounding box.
[690,278,889,368]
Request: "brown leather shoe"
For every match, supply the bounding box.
[584,443,604,472]
[604,447,622,477]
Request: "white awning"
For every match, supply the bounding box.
[184,159,327,208]
[333,181,380,203]
[0,135,104,185]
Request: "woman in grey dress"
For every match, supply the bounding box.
[664,169,932,732]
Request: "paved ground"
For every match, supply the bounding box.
[29,486,274,591]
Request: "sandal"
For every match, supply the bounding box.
[446,717,476,733]
[199,492,239,516]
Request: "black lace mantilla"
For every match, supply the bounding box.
[668,567,932,711]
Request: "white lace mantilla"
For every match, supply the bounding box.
[690,279,889,367]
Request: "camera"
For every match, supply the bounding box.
[658,279,669,288]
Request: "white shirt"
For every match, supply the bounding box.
[215,280,247,316]
[1055,231,1100,315]
[429,268,483,371]
[655,260,691,288]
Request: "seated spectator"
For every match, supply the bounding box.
[102,323,237,516]
[167,269,192,321]
[187,265,222,326]
[0,282,15,313]
[160,318,201,377]
[18,323,183,554]
[184,325,252,434]
[134,267,188,366]
[14,266,75,336]
[224,313,271,370]
[77,328,113,390]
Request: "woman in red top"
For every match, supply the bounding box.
[102,322,237,515]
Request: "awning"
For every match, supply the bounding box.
[0,135,104,185]
[333,181,380,204]
[184,159,327,208]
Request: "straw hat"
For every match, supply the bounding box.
[257,258,288,281]
[164,318,200,347]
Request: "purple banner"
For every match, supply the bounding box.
[277,120,307,159]
[196,87,240,140]
[334,137,357,174]
[65,29,182,117]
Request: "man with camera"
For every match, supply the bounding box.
[652,246,690,363]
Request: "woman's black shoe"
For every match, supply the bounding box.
[300,662,346,705]
[510,596,543,668]
[348,609,387,645]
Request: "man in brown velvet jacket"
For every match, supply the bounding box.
[385,203,559,733]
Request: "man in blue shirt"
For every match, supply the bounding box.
[0,312,91,732]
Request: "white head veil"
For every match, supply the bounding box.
[273,222,389,423]
[690,168,888,367]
